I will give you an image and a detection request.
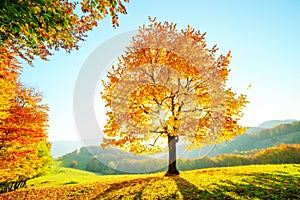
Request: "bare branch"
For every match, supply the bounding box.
[149,128,167,146]
[166,68,171,84]
[149,133,162,146]
[143,69,156,84]
[177,101,184,112]
[185,77,192,91]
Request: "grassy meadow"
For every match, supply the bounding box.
[0,164,299,199]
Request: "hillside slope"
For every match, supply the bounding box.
[181,120,300,158]
[258,119,297,129]
[59,121,300,172]
[1,164,299,199]
[50,119,299,158]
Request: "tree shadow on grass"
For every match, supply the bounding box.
[172,176,233,200]
[90,169,300,199]
[173,169,300,200]
[92,177,162,200]
[216,171,300,199]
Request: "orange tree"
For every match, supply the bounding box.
[0,49,51,192]
[101,18,248,175]
[0,48,19,121]
[0,83,51,192]
[0,0,129,192]
[0,0,130,65]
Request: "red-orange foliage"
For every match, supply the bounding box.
[1,0,130,191]
[0,48,51,189]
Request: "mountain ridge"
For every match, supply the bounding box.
[258,119,297,129]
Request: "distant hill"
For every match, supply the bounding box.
[50,141,82,158]
[58,143,300,175]
[58,146,162,174]
[180,121,300,158]
[50,138,102,158]
[246,126,264,134]
[52,119,299,159]
[58,121,300,174]
[258,119,297,129]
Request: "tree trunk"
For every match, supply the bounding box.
[166,135,179,176]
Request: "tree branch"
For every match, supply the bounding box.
[143,68,156,84]
[149,134,162,146]
[149,128,167,146]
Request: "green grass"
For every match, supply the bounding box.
[1,164,300,199]
[25,162,102,188]
[25,162,161,189]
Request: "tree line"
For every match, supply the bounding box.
[62,143,300,175]
[203,121,300,157]
[177,143,300,171]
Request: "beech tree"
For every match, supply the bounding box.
[101,18,248,175]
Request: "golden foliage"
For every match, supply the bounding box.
[101,18,248,154]
[0,48,51,186]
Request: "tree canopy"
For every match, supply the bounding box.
[0,52,51,191]
[101,18,248,174]
[0,0,130,65]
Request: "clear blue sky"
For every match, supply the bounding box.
[21,0,300,141]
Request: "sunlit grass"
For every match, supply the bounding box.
[1,164,300,199]
[26,164,101,188]
[26,162,161,188]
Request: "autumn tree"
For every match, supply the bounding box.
[0,82,51,191]
[101,18,248,175]
[0,48,20,122]
[0,0,130,65]
[0,48,20,151]
[0,0,130,192]
[0,52,51,191]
